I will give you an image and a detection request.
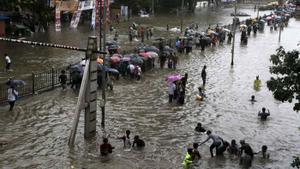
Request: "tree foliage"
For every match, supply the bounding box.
[0,0,53,31]
[291,156,300,169]
[267,47,300,111]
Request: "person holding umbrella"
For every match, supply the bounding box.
[7,85,18,111]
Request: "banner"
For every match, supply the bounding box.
[55,6,61,31]
[91,0,96,29]
[121,5,128,17]
[70,1,85,28]
[96,0,100,27]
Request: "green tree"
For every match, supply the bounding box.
[0,0,53,31]
[267,47,300,111]
[291,156,300,169]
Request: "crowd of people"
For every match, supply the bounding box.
[182,128,271,169]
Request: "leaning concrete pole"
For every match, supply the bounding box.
[68,36,98,146]
[84,36,98,139]
[68,59,90,146]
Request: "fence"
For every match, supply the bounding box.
[0,67,70,104]
[0,57,156,104]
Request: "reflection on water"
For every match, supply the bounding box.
[1,7,300,169]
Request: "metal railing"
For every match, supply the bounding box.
[0,67,70,104]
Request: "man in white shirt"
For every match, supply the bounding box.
[4,53,11,71]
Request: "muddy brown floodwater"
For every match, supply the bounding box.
[0,6,300,169]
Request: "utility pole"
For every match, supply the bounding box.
[101,0,107,128]
[231,0,237,66]
[152,0,154,16]
[278,22,282,42]
[99,0,102,50]
[181,0,184,33]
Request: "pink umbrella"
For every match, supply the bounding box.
[266,16,272,20]
[139,52,152,58]
[110,55,121,64]
[146,51,158,58]
[166,74,182,84]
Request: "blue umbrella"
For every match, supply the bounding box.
[6,79,26,88]
[71,65,84,75]
[144,46,159,53]
[107,68,119,75]
[130,55,144,65]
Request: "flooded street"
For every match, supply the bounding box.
[1,6,300,169]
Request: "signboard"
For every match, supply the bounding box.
[59,1,78,11]
[55,6,61,31]
[79,0,95,11]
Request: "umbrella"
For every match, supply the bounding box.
[146,51,158,58]
[6,79,26,88]
[106,41,118,46]
[223,28,231,32]
[166,74,182,84]
[170,27,181,33]
[144,46,159,53]
[155,37,165,41]
[130,55,144,65]
[71,65,84,75]
[139,52,151,58]
[240,24,247,28]
[108,45,120,50]
[107,68,119,75]
[213,32,219,36]
[110,56,121,64]
[121,56,131,62]
[207,30,216,35]
[178,36,187,39]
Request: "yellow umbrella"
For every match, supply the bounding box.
[207,30,216,35]
[240,24,247,28]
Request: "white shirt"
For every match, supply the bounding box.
[129,64,135,73]
[168,83,176,95]
[7,88,18,101]
[5,56,11,64]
